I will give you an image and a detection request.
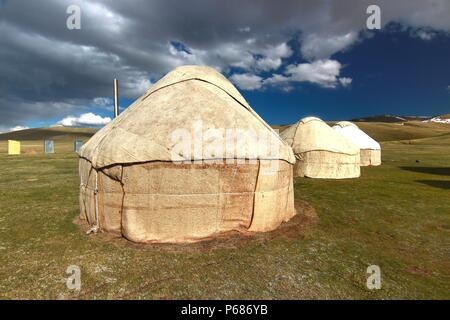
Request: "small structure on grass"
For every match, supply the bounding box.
[332,121,381,166]
[280,117,360,179]
[44,140,54,154]
[74,140,83,154]
[8,140,21,155]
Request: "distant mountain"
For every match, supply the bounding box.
[351,115,432,123]
[426,114,450,124]
[0,127,97,141]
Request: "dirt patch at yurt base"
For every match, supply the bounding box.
[74,199,318,253]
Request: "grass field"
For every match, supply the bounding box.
[0,124,449,299]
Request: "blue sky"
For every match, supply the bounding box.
[1,1,449,131]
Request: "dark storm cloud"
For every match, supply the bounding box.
[0,0,449,130]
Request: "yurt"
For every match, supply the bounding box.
[79,65,296,243]
[280,117,360,179]
[332,121,381,166]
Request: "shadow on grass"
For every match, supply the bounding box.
[416,180,450,190]
[75,200,318,253]
[400,166,450,176]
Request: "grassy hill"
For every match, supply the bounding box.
[0,127,97,141]
[0,127,97,154]
[342,121,450,142]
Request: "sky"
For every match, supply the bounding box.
[0,0,449,132]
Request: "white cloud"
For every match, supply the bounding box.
[411,28,436,41]
[246,38,256,45]
[238,26,251,33]
[264,74,290,85]
[212,44,256,70]
[262,43,293,60]
[417,30,435,40]
[255,43,293,71]
[301,32,358,60]
[166,40,292,73]
[81,1,128,34]
[256,57,283,71]
[57,113,111,127]
[93,97,113,106]
[9,125,29,132]
[167,40,250,71]
[265,59,351,89]
[229,73,263,90]
[393,0,450,31]
[285,59,342,88]
[255,43,292,71]
[121,77,153,97]
[339,77,352,87]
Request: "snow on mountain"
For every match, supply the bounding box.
[424,116,450,124]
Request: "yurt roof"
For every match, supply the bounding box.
[80,65,294,168]
[332,121,381,150]
[334,121,358,128]
[280,117,359,155]
[299,116,322,124]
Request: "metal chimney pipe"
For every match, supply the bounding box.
[113,78,119,118]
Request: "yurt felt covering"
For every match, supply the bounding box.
[281,117,360,179]
[333,121,381,166]
[79,66,296,243]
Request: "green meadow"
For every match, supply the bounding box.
[0,123,449,299]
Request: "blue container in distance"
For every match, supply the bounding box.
[44,140,54,154]
[74,140,83,154]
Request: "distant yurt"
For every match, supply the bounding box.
[280,117,360,179]
[79,65,296,243]
[332,121,381,166]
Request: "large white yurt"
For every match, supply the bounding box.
[280,117,360,179]
[333,121,381,166]
[79,65,297,243]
